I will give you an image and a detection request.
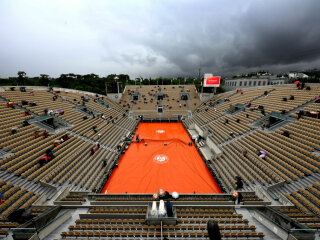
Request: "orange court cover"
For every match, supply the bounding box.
[101,122,221,194]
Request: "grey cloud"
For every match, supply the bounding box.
[0,0,319,78]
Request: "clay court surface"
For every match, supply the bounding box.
[101,122,221,194]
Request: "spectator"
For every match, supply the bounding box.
[43,130,49,138]
[24,111,31,116]
[235,176,243,190]
[297,110,304,119]
[46,149,54,160]
[0,194,4,204]
[259,150,266,158]
[11,127,18,134]
[242,149,247,157]
[62,134,69,141]
[38,156,47,167]
[29,102,37,106]
[22,120,29,127]
[246,114,249,118]
[207,220,221,240]
[282,131,290,138]
[90,147,96,155]
[7,101,14,108]
[34,131,39,138]
[166,200,173,217]
[236,119,240,123]
[53,140,60,147]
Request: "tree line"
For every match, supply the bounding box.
[0,72,225,95]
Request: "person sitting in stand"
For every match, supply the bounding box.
[38,156,48,167]
[297,110,304,119]
[103,159,107,166]
[43,130,49,138]
[47,149,54,160]
[207,220,221,240]
[24,111,31,116]
[224,119,229,124]
[53,139,60,147]
[7,101,14,108]
[93,126,98,133]
[90,147,96,155]
[34,131,39,138]
[282,130,290,138]
[166,200,173,217]
[236,119,240,123]
[22,120,29,127]
[46,149,54,160]
[0,194,4,204]
[96,142,100,150]
[47,110,53,116]
[242,149,247,157]
[62,134,69,141]
[29,102,37,106]
[11,127,18,134]
[235,176,243,190]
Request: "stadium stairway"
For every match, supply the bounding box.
[217,128,257,147]
[0,149,12,160]
[66,129,116,152]
[111,120,133,134]
[286,97,319,116]
[267,172,320,200]
[197,88,275,128]
[0,170,57,198]
[235,208,280,240]
[0,94,38,117]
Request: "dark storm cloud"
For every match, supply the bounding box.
[139,0,320,75]
[222,0,320,70]
[0,0,319,78]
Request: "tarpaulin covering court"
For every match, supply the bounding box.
[101,123,221,194]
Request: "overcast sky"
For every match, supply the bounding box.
[0,0,319,78]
